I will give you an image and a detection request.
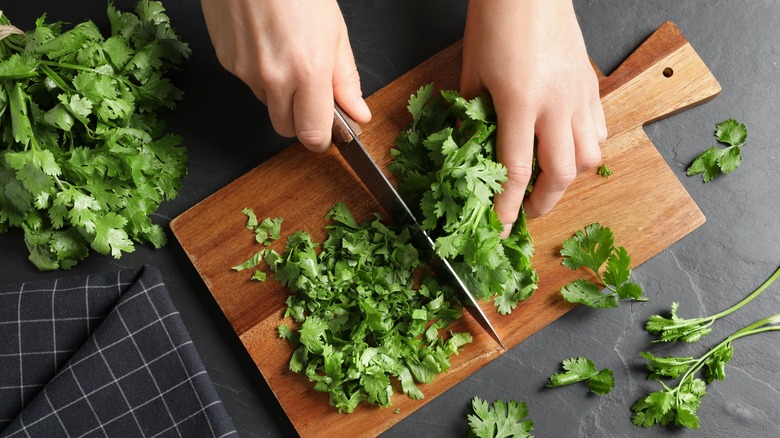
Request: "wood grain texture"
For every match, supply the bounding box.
[171,21,720,438]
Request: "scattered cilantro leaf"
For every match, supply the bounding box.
[234,203,472,413]
[687,118,747,182]
[559,223,645,308]
[646,266,780,343]
[598,164,613,178]
[633,314,780,429]
[546,357,615,395]
[232,249,266,271]
[390,85,538,314]
[0,1,190,270]
[467,396,534,438]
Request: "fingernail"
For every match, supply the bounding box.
[356,97,371,120]
[502,223,512,237]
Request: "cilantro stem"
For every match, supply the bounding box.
[675,314,780,392]
[661,266,780,331]
[39,64,74,93]
[39,60,104,74]
[709,266,780,320]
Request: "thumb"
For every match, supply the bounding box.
[332,32,371,124]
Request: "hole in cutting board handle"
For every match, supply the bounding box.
[663,67,674,77]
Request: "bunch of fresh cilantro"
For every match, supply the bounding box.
[0,1,189,270]
[389,84,537,315]
[235,203,472,413]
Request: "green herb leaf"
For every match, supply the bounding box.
[560,224,644,307]
[467,396,534,438]
[547,357,615,395]
[687,119,747,182]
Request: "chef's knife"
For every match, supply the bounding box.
[331,105,505,350]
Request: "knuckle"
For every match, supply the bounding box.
[503,164,534,187]
[578,148,602,172]
[296,128,331,151]
[547,168,577,191]
[272,122,295,138]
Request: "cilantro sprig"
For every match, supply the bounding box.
[687,118,747,182]
[467,396,534,438]
[632,314,780,429]
[646,266,780,343]
[390,84,538,314]
[559,223,645,308]
[546,357,615,395]
[236,203,472,413]
[0,1,190,270]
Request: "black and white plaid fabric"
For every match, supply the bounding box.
[0,265,237,438]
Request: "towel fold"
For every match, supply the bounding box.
[0,265,237,438]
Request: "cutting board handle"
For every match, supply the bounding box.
[596,21,721,137]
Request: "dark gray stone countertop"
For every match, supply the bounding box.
[2,1,778,437]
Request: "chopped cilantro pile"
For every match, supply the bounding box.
[389,84,537,314]
[467,396,534,438]
[237,203,472,413]
[0,1,190,270]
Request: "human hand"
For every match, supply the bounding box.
[460,0,607,237]
[201,0,371,152]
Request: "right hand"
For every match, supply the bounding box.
[201,0,372,152]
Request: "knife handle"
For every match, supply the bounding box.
[332,104,363,148]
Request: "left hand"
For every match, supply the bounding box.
[460,0,607,237]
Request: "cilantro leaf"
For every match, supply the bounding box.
[559,224,645,307]
[560,279,619,308]
[587,369,616,395]
[687,118,747,182]
[547,357,615,395]
[560,223,614,272]
[598,164,613,178]
[715,118,747,146]
[467,396,534,438]
[232,249,266,271]
[90,212,134,258]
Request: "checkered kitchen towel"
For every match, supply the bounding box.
[0,265,237,437]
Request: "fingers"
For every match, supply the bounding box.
[292,77,335,152]
[523,111,577,219]
[333,33,371,125]
[572,108,602,174]
[492,99,536,238]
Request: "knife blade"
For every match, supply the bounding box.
[331,105,505,350]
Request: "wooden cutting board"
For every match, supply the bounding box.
[171,21,719,438]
